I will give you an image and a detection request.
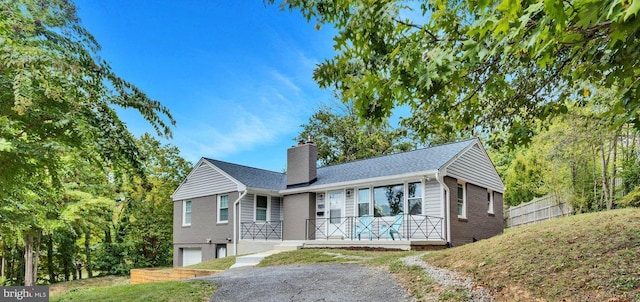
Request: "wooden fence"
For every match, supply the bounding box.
[504,195,572,228]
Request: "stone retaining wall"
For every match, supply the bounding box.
[130,268,220,284]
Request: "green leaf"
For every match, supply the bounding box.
[0,138,13,152]
[625,0,640,20]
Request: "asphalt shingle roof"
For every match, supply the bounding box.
[205,139,476,191]
[313,139,475,186]
[204,158,286,191]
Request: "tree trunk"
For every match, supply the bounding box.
[24,230,42,286]
[46,234,55,283]
[8,240,18,284]
[1,238,5,280]
[63,253,70,282]
[85,229,93,278]
[600,143,609,211]
[32,230,40,285]
[23,233,33,286]
[608,134,618,210]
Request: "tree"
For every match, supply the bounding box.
[0,0,174,285]
[499,101,640,211]
[503,150,546,207]
[120,134,191,268]
[298,103,415,166]
[60,190,112,279]
[86,134,190,274]
[272,0,640,146]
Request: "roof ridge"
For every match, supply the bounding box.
[204,158,285,175]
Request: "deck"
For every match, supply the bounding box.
[239,214,446,252]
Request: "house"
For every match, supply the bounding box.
[172,138,504,267]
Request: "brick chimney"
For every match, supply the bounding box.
[287,139,317,187]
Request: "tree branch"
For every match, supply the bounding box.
[394,18,439,42]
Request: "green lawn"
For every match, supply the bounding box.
[49,275,130,297]
[256,248,418,266]
[50,280,216,302]
[185,255,237,270]
[49,208,640,301]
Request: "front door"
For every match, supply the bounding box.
[327,190,345,238]
[216,244,227,258]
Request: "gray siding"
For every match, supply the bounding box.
[239,194,283,240]
[240,193,255,222]
[446,143,504,193]
[173,161,238,201]
[424,180,442,217]
[314,193,326,239]
[345,188,355,217]
[240,193,283,222]
[173,192,237,266]
[271,196,283,221]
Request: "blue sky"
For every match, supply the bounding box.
[75,1,338,172]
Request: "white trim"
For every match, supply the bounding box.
[407,180,423,215]
[439,140,478,176]
[488,189,495,214]
[440,139,505,193]
[182,200,192,227]
[172,158,247,200]
[456,181,467,219]
[435,171,451,244]
[372,183,405,216]
[246,187,281,195]
[356,187,371,217]
[233,190,247,256]
[327,189,345,233]
[217,194,229,224]
[254,194,270,222]
[355,179,425,217]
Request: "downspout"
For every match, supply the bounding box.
[233,189,247,256]
[435,171,452,246]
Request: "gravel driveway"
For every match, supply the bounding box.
[200,263,414,302]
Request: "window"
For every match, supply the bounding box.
[357,188,370,216]
[487,190,494,214]
[218,195,229,223]
[373,184,404,216]
[256,195,268,221]
[457,183,466,218]
[408,182,422,215]
[183,200,192,226]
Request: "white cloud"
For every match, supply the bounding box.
[170,47,331,165]
[175,86,302,163]
[270,70,302,94]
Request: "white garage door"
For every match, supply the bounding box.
[182,248,202,267]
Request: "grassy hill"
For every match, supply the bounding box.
[48,208,639,301]
[424,208,640,301]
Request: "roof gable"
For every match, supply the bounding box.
[443,140,505,192]
[205,159,286,191]
[172,158,242,200]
